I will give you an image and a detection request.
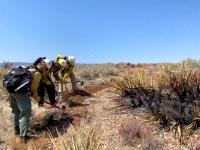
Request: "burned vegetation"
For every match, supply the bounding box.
[113,66,200,143]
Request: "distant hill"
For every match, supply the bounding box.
[0,62,32,67]
[0,62,85,68]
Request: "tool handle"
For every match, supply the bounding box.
[53,80,82,84]
[43,100,60,109]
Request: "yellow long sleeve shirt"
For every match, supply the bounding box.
[61,64,74,80]
[28,68,42,102]
[55,54,74,81]
[42,70,53,85]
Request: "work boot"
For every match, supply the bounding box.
[20,135,30,144]
[50,101,59,108]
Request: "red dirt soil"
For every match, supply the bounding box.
[66,83,110,126]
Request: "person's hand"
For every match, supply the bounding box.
[38,98,44,107]
[38,99,44,107]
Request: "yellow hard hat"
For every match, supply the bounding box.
[58,59,67,68]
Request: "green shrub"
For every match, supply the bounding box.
[76,64,119,80]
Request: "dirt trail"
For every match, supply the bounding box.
[85,87,200,150]
[83,87,184,150]
[84,87,133,150]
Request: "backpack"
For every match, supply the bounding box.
[3,66,32,93]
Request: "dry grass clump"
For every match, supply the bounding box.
[0,101,12,142]
[113,68,200,143]
[1,61,13,69]
[75,64,119,80]
[159,63,180,73]
[181,58,200,69]
[8,133,49,150]
[0,66,12,141]
[112,69,159,110]
[0,67,11,91]
[0,62,13,96]
[48,121,104,150]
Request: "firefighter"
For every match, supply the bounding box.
[8,61,50,142]
[33,58,57,107]
[54,54,77,95]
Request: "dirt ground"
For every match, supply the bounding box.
[1,77,200,149]
[77,86,200,150]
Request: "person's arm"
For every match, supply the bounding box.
[30,71,42,102]
[53,69,62,82]
[63,65,74,80]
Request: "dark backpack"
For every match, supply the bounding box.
[3,66,32,93]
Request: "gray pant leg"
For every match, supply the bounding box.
[9,94,20,130]
[12,93,31,137]
[70,72,77,91]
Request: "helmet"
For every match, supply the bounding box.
[68,56,75,65]
[58,59,67,68]
[43,58,53,69]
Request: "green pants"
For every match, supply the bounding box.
[9,93,31,137]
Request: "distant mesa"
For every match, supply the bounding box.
[0,62,32,67]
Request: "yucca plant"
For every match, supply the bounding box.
[48,121,104,150]
[181,58,200,69]
[0,67,10,95]
[112,70,147,98]
[162,70,200,142]
[160,63,173,73]
[2,61,13,69]
[113,68,200,144]
[112,70,161,114]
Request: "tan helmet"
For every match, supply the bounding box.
[68,56,75,65]
[43,58,53,69]
[58,59,67,68]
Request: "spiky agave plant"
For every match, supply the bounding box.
[181,58,200,70]
[160,63,173,73]
[112,69,150,97]
[162,69,200,142]
[113,67,200,143]
[2,61,13,69]
[112,69,162,114]
[48,121,104,150]
[0,67,10,95]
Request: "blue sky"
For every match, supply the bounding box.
[0,0,200,63]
